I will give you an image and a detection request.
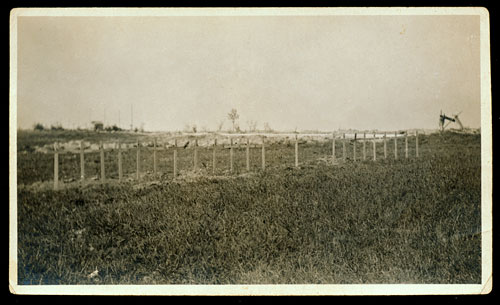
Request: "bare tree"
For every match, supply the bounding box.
[217,120,225,132]
[263,122,272,133]
[227,109,239,132]
[247,120,258,132]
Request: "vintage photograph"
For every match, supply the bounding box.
[9,8,492,295]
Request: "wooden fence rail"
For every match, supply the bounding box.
[50,131,422,189]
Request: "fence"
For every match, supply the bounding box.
[49,131,420,190]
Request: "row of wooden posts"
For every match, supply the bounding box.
[52,131,419,190]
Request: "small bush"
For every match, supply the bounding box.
[104,125,122,132]
[92,121,104,131]
[50,124,64,131]
[33,123,45,131]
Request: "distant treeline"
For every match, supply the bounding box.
[33,122,125,132]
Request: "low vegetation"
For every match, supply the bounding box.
[16,131,481,284]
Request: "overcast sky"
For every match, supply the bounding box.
[16,14,481,131]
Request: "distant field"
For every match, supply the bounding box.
[16,131,481,284]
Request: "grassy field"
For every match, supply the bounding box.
[15,130,481,284]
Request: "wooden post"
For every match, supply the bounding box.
[261,136,266,170]
[353,134,357,161]
[373,133,376,161]
[416,130,419,158]
[153,138,157,175]
[100,141,105,183]
[332,132,336,161]
[136,140,140,180]
[405,131,408,159]
[363,133,366,161]
[384,132,387,159]
[295,134,299,167]
[80,141,85,180]
[194,138,198,171]
[212,138,217,174]
[230,137,234,173]
[53,143,59,190]
[173,139,178,177]
[394,131,398,160]
[246,137,250,171]
[118,141,123,182]
[342,133,346,161]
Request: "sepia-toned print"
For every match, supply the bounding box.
[9,7,492,295]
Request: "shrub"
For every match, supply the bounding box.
[92,121,104,131]
[50,124,64,131]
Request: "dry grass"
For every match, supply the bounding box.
[16,131,481,284]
